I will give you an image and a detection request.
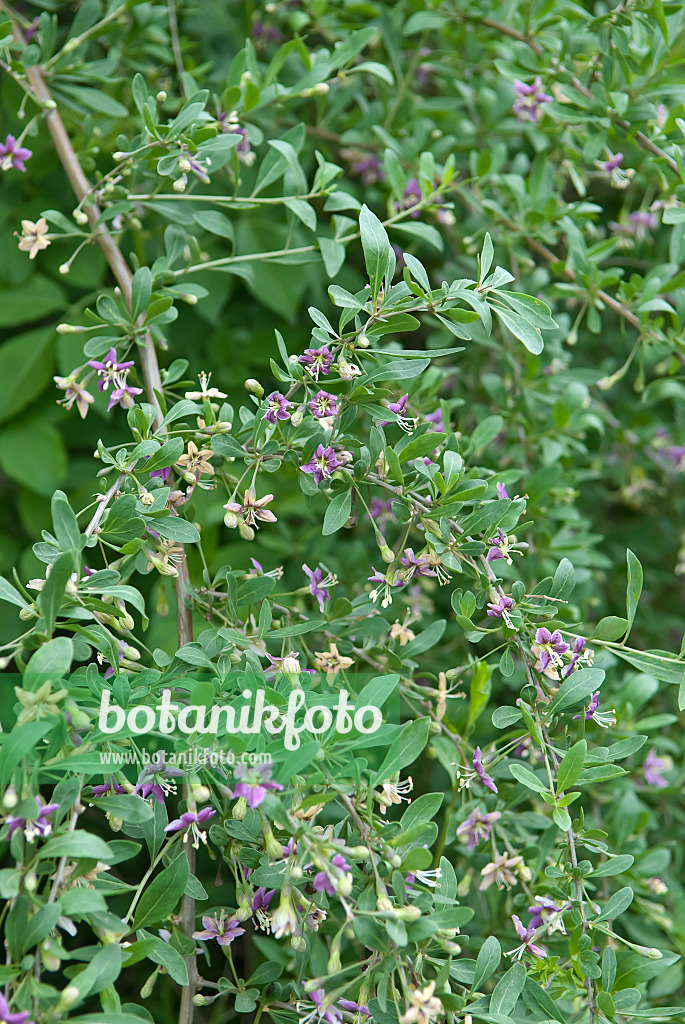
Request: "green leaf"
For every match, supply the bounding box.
[626,549,643,635]
[152,517,201,543]
[0,721,53,785]
[322,487,352,535]
[493,306,544,354]
[52,490,82,553]
[39,551,75,636]
[472,935,501,991]
[400,793,443,831]
[0,577,30,610]
[194,210,235,241]
[397,432,446,464]
[549,667,605,713]
[359,204,390,298]
[147,936,189,985]
[39,831,113,862]
[0,285,64,328]
[69,944,122,1001]
[132,854,189,931]
[591,616,629,642]
[24,636,73,690]
[508,763,550,795]
[489,962,526,1016]
[551,558,575,600]
[21,903,63,955]
[318,236,346,277]
[374,717,430,785]
[590,855,634,877]
[522,978,565,1023]
[595,886,634,921]
[556,740,587,792]
[92,795,154,825]
[479,233,495,280]
[58,83,129,117]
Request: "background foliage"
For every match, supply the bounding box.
[0,1,684,1023]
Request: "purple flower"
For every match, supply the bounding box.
[496,482,509,499]
[532,628,570,674]
[310,991,343,1024]
[528,896,570,931]
[301,444,341,484]
[264,391,293,424]
[425,407,444,432]
[397,177,423,218]
[456,807,501,850]
[107,378,143,411]
[399,548,436,578]
[367,496,394,522]
[135,756,185,804]
[368,567,405,608]
[473,747,498,793]
[0,135,32,173]
[251,887,275,913]
[350,155,383,185]
[308,390,338,419]
[6,797,59,842]
[299,347,334,379]
[388,393,409,416]
[87,349,135,392]
[164,807,216,847]
[510,914,547,959]
[602,152,623,172]
[339,998,370,1016]
[0,993,33,1024]
[314,853,350,896]
[486,594,513,618]
[192,910,245,945]
[252,21,283,43]
[660,443,685,469]
[303,563,332,612]
[233,763,283,808]
[513,77,553,122]
[486,526,513,564]
[643,748,671,788]
[629,210,658,229]
[564,637,587,677]
[91,777,126,798]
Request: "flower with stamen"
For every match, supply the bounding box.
[177,441,215,480]
[486,527,518,565]
[480,853,531,891]
[376,775,413,814]
[528,896,570,933]
[5,797,59,843]
[313,853,352,897]
[309,390,338,419]
[185,371,227,400]
[91,778,126,798]
[456,807,501,850]
[224,490,277,529]
[17,218,50,259]
[302,563,336,612]
[134,756,185,804]
[507,914,547,960]
[53,375,94,419]
[271,888,298,938]
[233,763,284,808]
[574,692,616,728]
[390,621,415,645]
[192,910,245,945]
[496,482,509,499]
[313,642,354,678]
[299,347,334,379]
[399,981,444,1024]
[301,445,341,484]
[513,77,553,121]
[407,867,442,888]
[486,595,514,619]
[399,548,436,579]
[264,391,293,424]
[454,748,498,793]
[250,887,276,929]
[107,375,143,411]
[368,567,405,608]
[87,349,135,391]
[164,807,215,848]
[336,356,361,379]
[0,135,32,172]
[531,627,569,680]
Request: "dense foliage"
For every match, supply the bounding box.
[0,1,684,1024]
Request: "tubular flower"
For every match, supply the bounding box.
[164,807,216,848]
[224,490,277,529]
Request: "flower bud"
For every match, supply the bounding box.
[156,90,167,102]
[19,607,35,621]
[394,905,421,921]
[25,871,38,892]
[40,943,61,972]
[108,816,123,833]
[223,511,239,529]
[3,787,18,810]
[58,985,81,1010]
[139,490,155,506]
[357,333,370,348]
[191,783,211,803]
[232,796,248,820]
[291,406,305,427]
[59,264,70,275]
[377,895,394,912]
[244,378,264,398]
[73,209,89,225]
[173,177,187,193]
[178,158,192,173]
[302,83,330,97]
[238,523,255,541]
[290,934,307,952]
[380,544,395,564]
[328,949,342,972]
[56,323,78,334]
[140,972,158,998]
[235,901,252,922]
[290,865,304,880]
[264,826,284,860]
[193,994,210,1006]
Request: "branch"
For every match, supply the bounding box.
[0,5,193,648]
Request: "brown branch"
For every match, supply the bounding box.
[0,6,194,649]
